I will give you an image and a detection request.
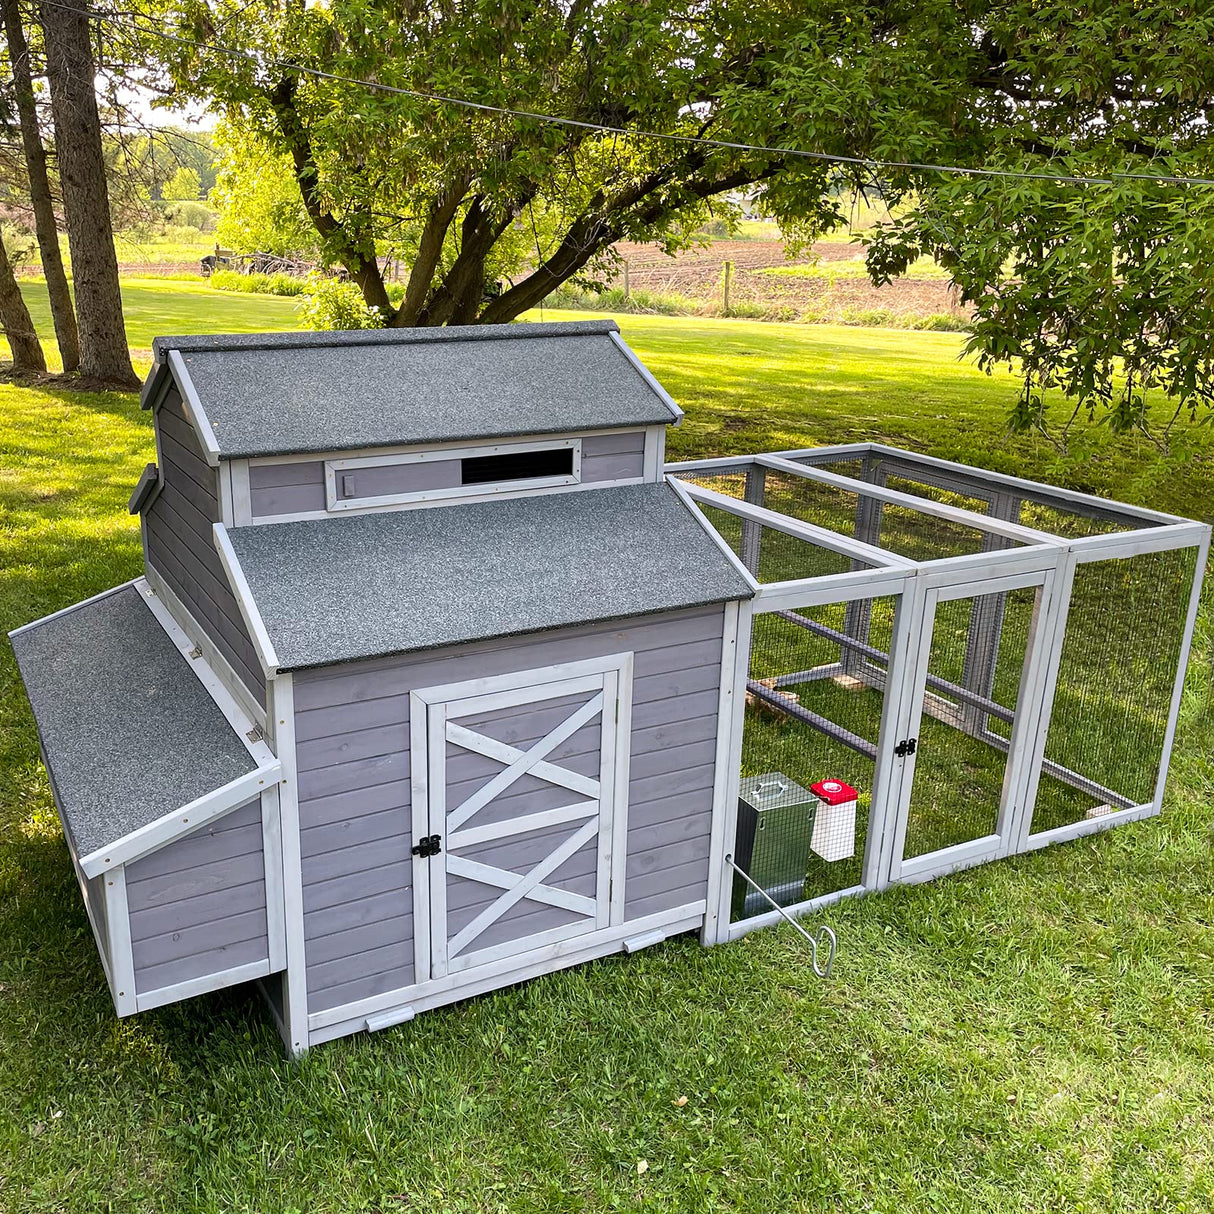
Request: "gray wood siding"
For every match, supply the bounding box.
[248,430,649,520]
[293,605,724,1015]
[125,798,270,996]
[146,389,266,707]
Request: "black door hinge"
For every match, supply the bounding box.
[894,738,917,757]
[412,834,442,858]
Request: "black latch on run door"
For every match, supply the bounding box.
[412,834,442,858]
[894,738,917,757]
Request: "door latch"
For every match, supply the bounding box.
[894,738,917,757]
[411,834,442,858]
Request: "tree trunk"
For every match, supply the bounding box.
[2,0,80,372]
[0,235,48,374]
[38,0,138,388]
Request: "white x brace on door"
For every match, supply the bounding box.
[410,654,633,979]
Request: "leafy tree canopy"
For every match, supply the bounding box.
[148,0,1213,435]
[161,163,200,201]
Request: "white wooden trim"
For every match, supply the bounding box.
[447,799,599,850]
[137,575,273,751]
[701,598,745,946]
[642,426,666,481]
[756,454,1065,548]
[1151,529,1210,814]
[245,472,648,524]
[167,350,221,467]
[136,958,275,1013]
[608,656,633,924]
[916,545,1066,586]
[79,768,278,878]
[307,901,707,1037]
[229,459,253,527]
[411,654,634,708]
[218,460,235,528]
[753,566,913,613]
[7,578,140,639]
[260,783,287,972]
[1019,801,1160,851]
[680,481,916,569]
[727,883,868,942]
[212,523,280,675]
[104,865,138,1016]
[666,475,761,592]
[324,437,582,512]
[245,424,646,469]
[409,691,433,988]
[925,560,1061,599]
[608,329,684,422]
[1068,520,1209,560]
[140,568,266,728]
[268,673,308,1056]
[425,699,450,979]
[833,443,1191,526]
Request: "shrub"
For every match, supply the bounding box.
[210,270,309,297]
[298,277,385,330]
[163,201,216,231]
[913,312,973,332]
[544,284,695,316]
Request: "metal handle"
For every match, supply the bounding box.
[726,856,837,979]
[754,778,788,796]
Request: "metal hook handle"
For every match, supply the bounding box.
[726,856,837,979]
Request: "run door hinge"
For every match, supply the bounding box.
[411,834,442,859]
[894,737,917,757]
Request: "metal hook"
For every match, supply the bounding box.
[726,856,837,979]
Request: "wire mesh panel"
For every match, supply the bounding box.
[900,584,1040,862]
[1028,546,1200,833]
[691,501,872,583]
[732,594,899,920]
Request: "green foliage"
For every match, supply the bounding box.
[162,201,215,231]
[209,269,309,297]
[297,276,385,330]
[162,165,200,201]
[209,120,319,259]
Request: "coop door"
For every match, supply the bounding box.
[888,569,1055,883]
[410,655,632,980]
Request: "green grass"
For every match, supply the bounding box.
[4,278,303,365]
[2,296,1214,1211]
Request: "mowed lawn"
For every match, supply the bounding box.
[2,288,1213,1212]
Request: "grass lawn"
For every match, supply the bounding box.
[2,294,1213,1211]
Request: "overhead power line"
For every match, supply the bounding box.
[43,0,1214,189]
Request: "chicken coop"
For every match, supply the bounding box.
[9,319,1208,1055]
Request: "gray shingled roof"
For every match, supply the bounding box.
[148,320,680,459]
[9,584,258,857]
[226,481,753,670]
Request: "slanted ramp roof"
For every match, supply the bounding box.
[147,320,681,459]
[9,583,276,872]
[223,480,753,670]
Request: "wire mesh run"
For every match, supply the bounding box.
[1029,546,1199,832]
[732,595,897,920]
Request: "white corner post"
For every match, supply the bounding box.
[701,597,753,946]
[267,672,309,1056]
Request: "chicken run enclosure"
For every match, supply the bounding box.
[669,444,1207,938]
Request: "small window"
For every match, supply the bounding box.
[461,447,575,485]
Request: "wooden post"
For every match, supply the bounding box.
[723,260,733,315]
[622,261,630,302]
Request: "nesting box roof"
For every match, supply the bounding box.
[9,585,267,860]
[224,481,753,670]
[145,320,682,460]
